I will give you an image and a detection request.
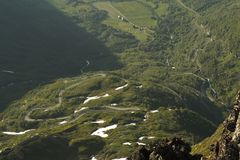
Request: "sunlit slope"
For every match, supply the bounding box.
[0,0,239,159]
[0,70,222,159]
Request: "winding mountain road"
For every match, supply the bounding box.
[23,73,140,123]
[25,104,140,123]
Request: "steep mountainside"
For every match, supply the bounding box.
[0,0,125,110]
[0,0,239,159]
[193,91,240,159]
[128,91,240,160]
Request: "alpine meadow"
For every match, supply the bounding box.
[0,0,239,160]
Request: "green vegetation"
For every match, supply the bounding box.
[192,125,224,158]
[0,71,223,159]
[93,1,156,41]
[155,2,169,16]
[0,0,239,159]
[111,1,156,28]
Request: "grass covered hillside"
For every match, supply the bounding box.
[0,70,222,159]
[0,0,239,159]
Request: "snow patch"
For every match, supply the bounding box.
[139,136,145,141]
[144,113,149,121]
[123,142,132,146]
[136,142,146,146]
[115,84,128,91]
[136,85,143,89]
[150,110,159,113]
[112,158,128,160]
[125,123,136,126]
[91,157,97,160]
[2,129,35,135]
[91,120,106,124]
[102,94,110,97]
[83,94,109,104]
[139,136,155,141]
[59,121,68,125]
[91,124,118,138]
[74,107,89,113]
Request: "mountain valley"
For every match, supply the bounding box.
[0,0,239,159]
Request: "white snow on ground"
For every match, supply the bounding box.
[83,94,109,104]
[91,157,97,160]
[115,84,128,91]
[139,136,145,141]
[91,124,118,138]
[83,96,101,104]
[144,114,149,119]
[139,136,156,141]
[91,120,106,124]
[2,129,35,135]
[150,110,159,113]
[74,107,89,113]
[2,70,15,74]
[143,113,149,121]
[103,94,110,97]
[112,158,128,160]
[137,142,146,146]
[136,85,143,89]
[59,120,68,125]
[123,142,132,146]
[125,123,136,126]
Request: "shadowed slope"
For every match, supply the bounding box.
[0,0,120,110]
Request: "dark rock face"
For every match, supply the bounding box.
[210,91,240,160]
[128,138,202,160]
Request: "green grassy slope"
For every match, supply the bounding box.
[0,71,222,159]
[0,0,239,159]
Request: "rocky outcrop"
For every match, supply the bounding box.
[210,91,240,160]
[128,138,202,160]
[129,91,240,160]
